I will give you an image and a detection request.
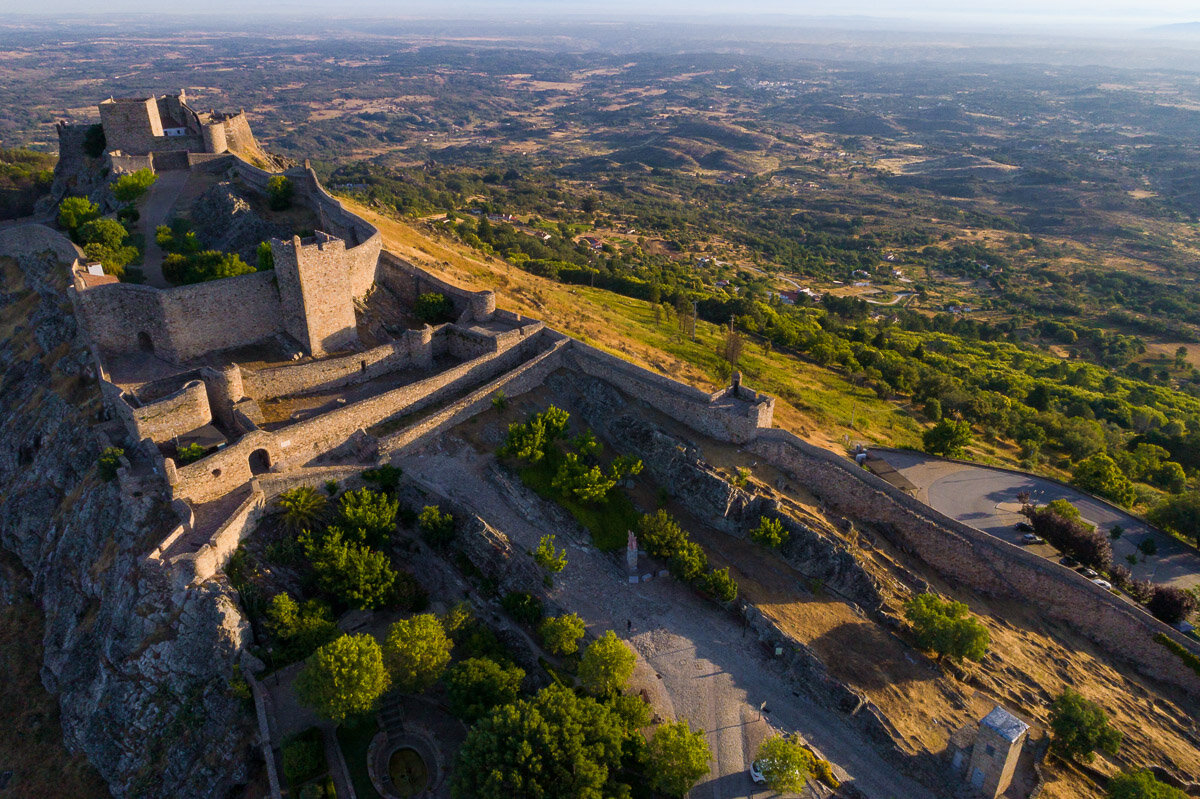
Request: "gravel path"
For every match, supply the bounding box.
[399,437,931,799]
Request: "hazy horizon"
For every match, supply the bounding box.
[1,0,1200,32]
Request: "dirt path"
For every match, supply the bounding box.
[398,437,932,799]
[138,169,190,288]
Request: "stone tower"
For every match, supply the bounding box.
[272,232,359,358]
[965,706,1028,798]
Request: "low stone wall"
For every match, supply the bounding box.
[378,250,493,320]
[298,166,381,299]
[171,429,281,505]
[129,379,212,443]
[241,331,433,400]
[746,428,1200,699]
[566,340,774,444]
[171,485,265,587]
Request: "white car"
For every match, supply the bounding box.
[1092,578,1113,590]
[749,760,766,784]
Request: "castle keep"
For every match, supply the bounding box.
[98,90,260,167]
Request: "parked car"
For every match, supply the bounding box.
[749,760,766,784]
[1014,521,1034,533]
[1021,533,1045,544]
[1060,556,1079,567]
[1080,567,1099,579]
[1092,578,1113,590]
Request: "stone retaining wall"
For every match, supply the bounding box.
[128,379,212,444]
[746,428,1200,699]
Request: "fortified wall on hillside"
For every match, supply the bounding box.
[48,90,1200,732]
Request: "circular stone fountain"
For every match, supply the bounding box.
[387,747,429,796]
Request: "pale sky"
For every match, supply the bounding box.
[0,0,1198,28]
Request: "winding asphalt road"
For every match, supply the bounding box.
[874,450,1200,590]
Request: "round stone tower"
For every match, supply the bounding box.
[469,290,496,322]
[202,364,245,431]
[202,122,228,154]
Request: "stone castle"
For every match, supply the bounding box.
[6,90,1200,798]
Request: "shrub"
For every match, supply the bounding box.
[501,591,545,625]
[1049,689,1122,763]
[416,504,454,547]
[750,516,787,548]
[78,217,128,250]
[922,418,972,458]
[82,123,106,158]
[700,567,738,603]
[98,446,124,480]
[533,534,568,574]
[1153,632,1200,677]
[668,539,708,582]
[903,593,989,662]
[1148,492,1200,546]
[414,291,454,324]
[112,168,157,204]
[1025,503,1112,571]
[1146,586,1197,625]
[58,196,99,235]
[361,463,402,495]
[1107,770,1188,799]
[579,630,636,696]
[267,175,293,210]
[281,730,325,787]
[491,390,508,410]
[256,240,275,271]
[499,406,570,462]
[176,442,207,465]
[1138,537,1158,557]
[162,249,255,285]
[539,613,586,656]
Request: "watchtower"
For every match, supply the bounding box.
[965,706,1028,798]
[272,232,359,358]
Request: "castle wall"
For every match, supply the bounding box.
[272,233,359,358]
[221,114,256,155]
[128,379,212,444]
[378,251,490,319]
[744,428,1200,700]
[109,154,154,175]
[100,97,163,154]
[566,340,773,444]
[298,166,381,299]
[171,430,282,504]
[241,330,438,400]
[74,271,282,363]
[171,485,265,587]
[274,331,551,470]
[379,332,571,455]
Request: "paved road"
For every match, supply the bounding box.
[875,450,1200,590]
[400,439,932,799]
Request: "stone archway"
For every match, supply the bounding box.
[137,331,154,353]
[248,448,271,475]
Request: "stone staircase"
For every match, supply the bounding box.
[378,692,406,740]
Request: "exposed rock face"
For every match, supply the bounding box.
[190,181,289,264]
[38,124,117,217]
[0,226,255,798]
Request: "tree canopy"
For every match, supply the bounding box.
[112,168,157,203]
[903,593,989,662]
[277,485,327,532]
[579,630,636,696]
[645,721,711,798]
[1107,770,1188,799]
[922,418,973,458]
[755,735,813,793]
[450,683,626,799]
[444,657,525,722]
[294,633,390,722]
[303,528,396,610]
[1049,689,1122,763]
[539,613,586,656]
[1073,453,1136,507]
[384,613,453,693]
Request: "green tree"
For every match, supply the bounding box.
[267,175,294,210]
[335,487,398,546]
[922,418,973,458]
[294,633,390,722]
[78,217,128,249]
[499,406,570,462]
[277,485,327,533]
[755,735,813,793]
[579,630,636,696]
[1147,492,1200,546]
[256,240,275,271]
[112,168,157,203]
[533,534,568,574]
[417,505,455,547]
[176,442,207,465]
[414,291,454,324]
[450,683,626,799]
[304,529,396,610]
[699,567,738,603]
[1073,453,1136,507]
[1049,689,1122,763]
[645,721,711,798]
[444,657,525,722]
[57,196,99,234]
[265,593,339,664]
[97,446,124,480]
[539,613,586,656]
[750,516,787,548]
[1108,770,1188,799]
[384,613,452,693]
[903,593,989,662]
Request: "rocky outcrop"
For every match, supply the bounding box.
[190,181,289,264]
[0,225,255,798]
[38,123,118,217]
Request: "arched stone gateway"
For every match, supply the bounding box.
[248,448,271,475]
